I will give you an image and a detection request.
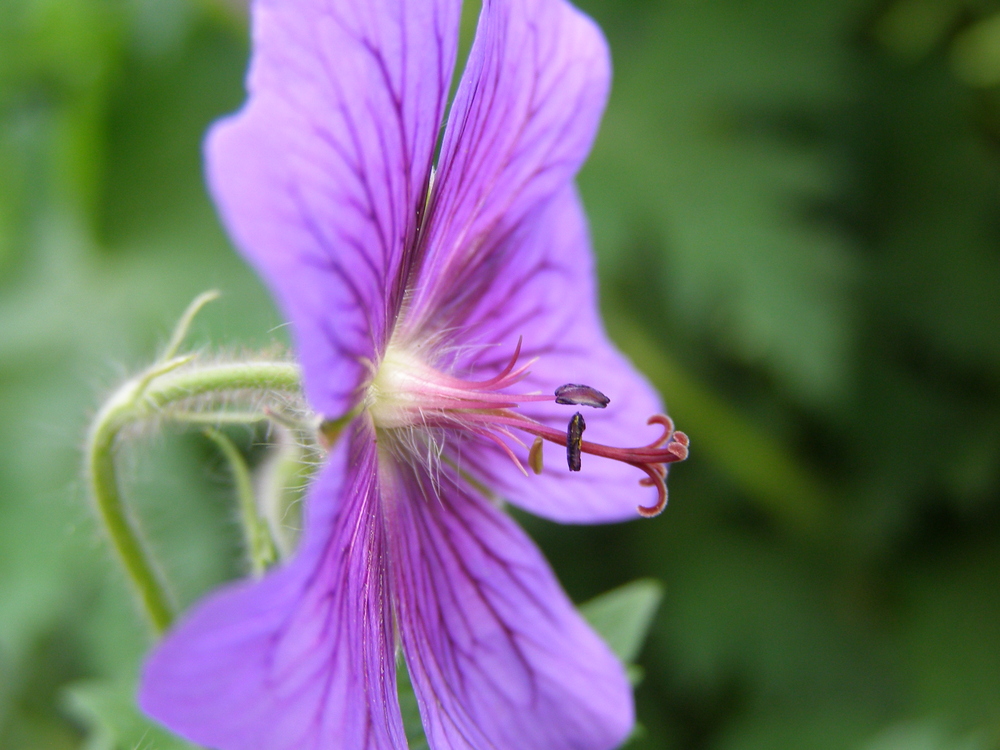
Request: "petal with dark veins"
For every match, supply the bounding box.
[140,436,406,750]
[207,0,462,416]
[387,459,634,750]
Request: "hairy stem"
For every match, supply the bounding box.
[204,427,278,577]
[84,359,301,633]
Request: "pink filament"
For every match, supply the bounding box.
[379,340,688,518]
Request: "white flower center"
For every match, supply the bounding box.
[365,344,436,431]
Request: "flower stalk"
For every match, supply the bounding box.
[84,293,302,633]
[203,427,279,576]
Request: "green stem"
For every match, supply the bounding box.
[255,426,310,558]
[143,361,301,407]
[160,290,220,363]
[84,360,301,634]
[167,411,271,425]
[203,427,278,577]
[86,380,175,634]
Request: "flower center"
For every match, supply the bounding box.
[365,346,445,430]
[355,338,688,517]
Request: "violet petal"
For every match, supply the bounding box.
[448,186,664,523]
[139,437,405,750]
[402,0,611,336]
[386,461,634,750]
[205,0,462,417]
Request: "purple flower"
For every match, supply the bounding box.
[139,0,688,747]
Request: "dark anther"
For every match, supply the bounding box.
[567,412,586,471]
[555,383,610,409]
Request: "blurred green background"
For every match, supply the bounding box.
[2,0,1000,747]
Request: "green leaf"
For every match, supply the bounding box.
[861,720,992,750]
[396,660,429,750]
[62,679,199,750]
[605,309,832,537]
[580,579,664,665]
[583,0,859,406]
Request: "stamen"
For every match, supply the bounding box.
[567,412,585,471]
[554,383,610,408]
[474,410,688,517]
[528,437,544,475]
[365,338,688,518]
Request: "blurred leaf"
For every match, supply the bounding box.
[900,543,1000,728]
[952,12,1000,87]
[0,7,265,747]
[396,662,429,750]
[714,706,884,750]
[874,0,962,61]
[584,0,860,405]
[606,309,832,535]
[860,720,993,750]
[580,579,664,665]
[0,0,127,229]
[63,679,198,750]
